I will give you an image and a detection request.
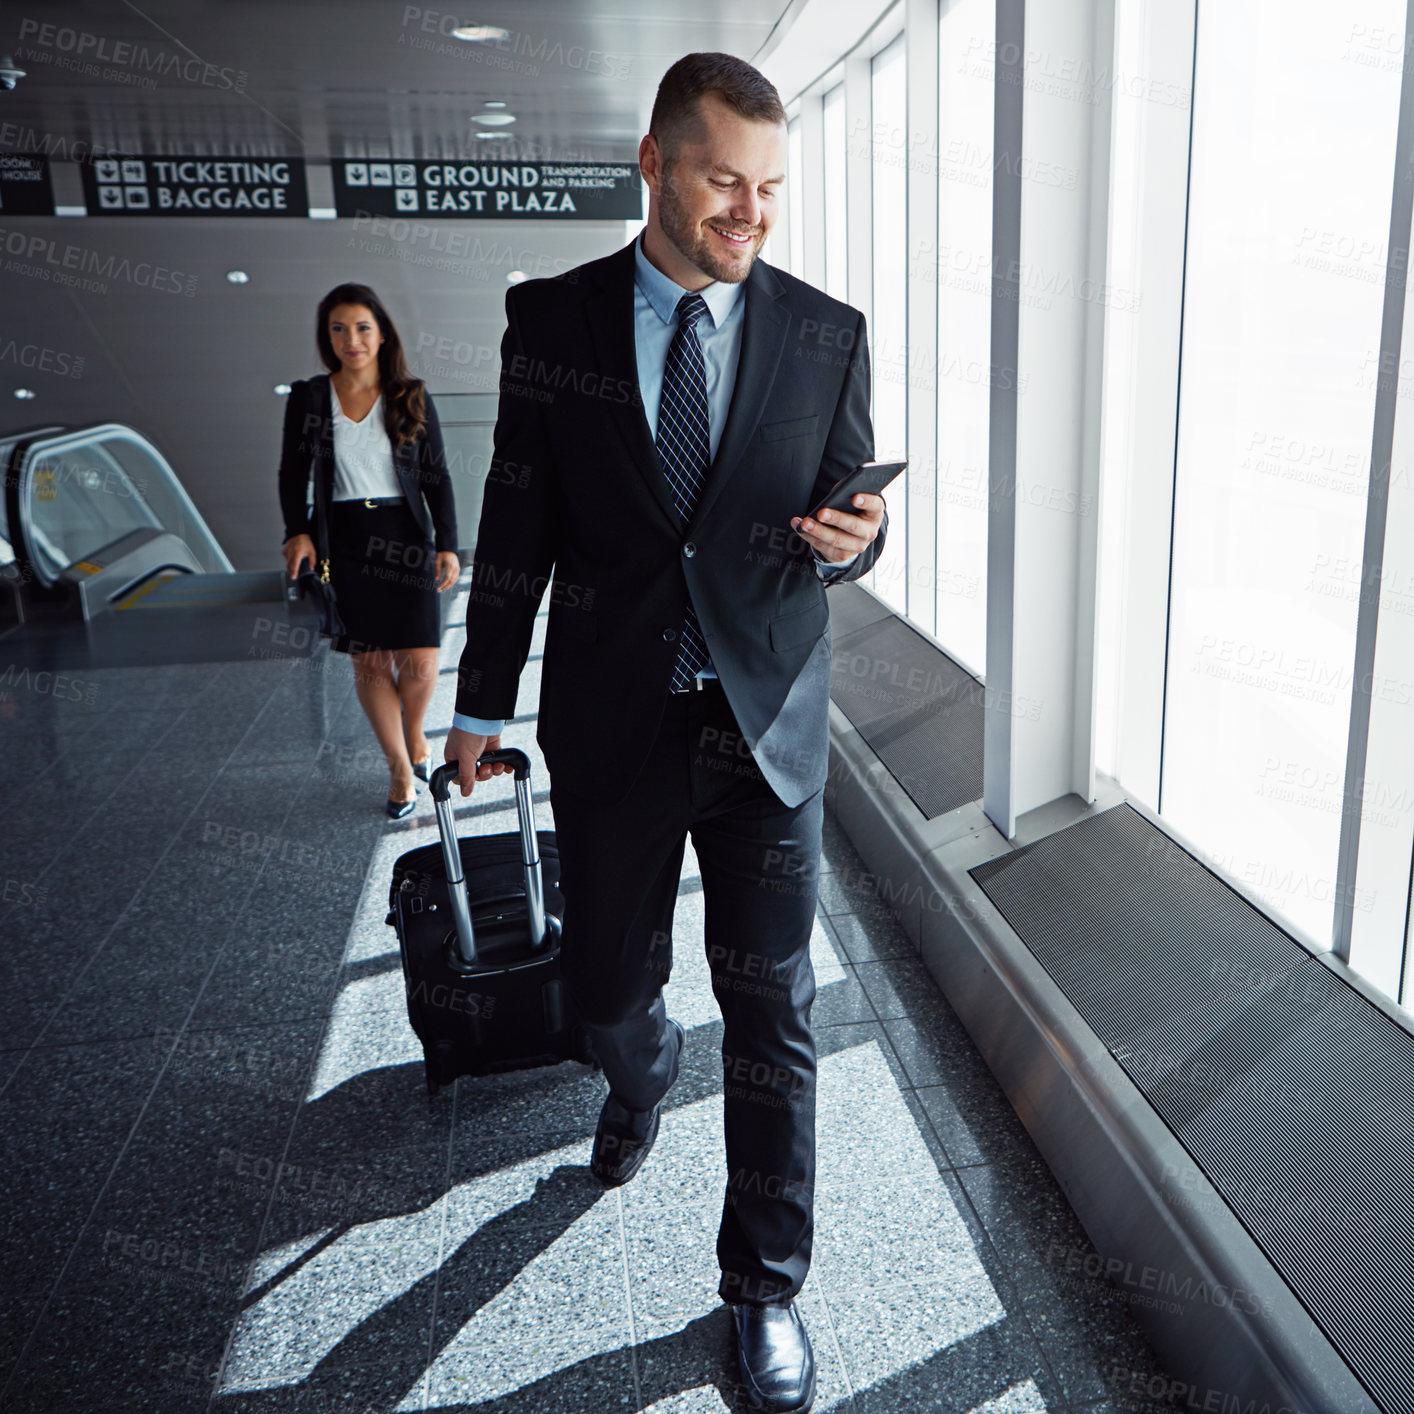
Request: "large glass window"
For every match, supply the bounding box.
[1355,344,1414,999]
[788,117,804,276]
[1161,2,1405,950]
[935,0,994,674]
[823,84,848,302]
[871,34,909,616]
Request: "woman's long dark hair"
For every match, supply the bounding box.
[315,283,426,446]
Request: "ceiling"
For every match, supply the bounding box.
[0,0,795,568]
[2,1,793,160]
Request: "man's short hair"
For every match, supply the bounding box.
[649,52,787,165]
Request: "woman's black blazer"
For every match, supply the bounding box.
[277,373,458,553]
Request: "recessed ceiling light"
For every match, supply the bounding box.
[475,131,512,140]
[506,270,527,284]
[226,270,249,284]
[472,112,516,125]
[452,25,509,41]
[13,388,36,400]
[483,100,507,109]
[274,384,292,395]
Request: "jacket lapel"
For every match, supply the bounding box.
[314,373,334,505]
[584,243,682,532]
[687,258,788,533]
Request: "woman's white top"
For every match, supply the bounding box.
[330,390,405,501]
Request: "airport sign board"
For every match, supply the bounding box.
[80,157,308,216]
[0,154,55,215]
[331,160,642,220]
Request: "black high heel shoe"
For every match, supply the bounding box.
[386,770,418,818]
[412,756,431,783]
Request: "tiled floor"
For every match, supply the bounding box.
[0,582,1171,1412]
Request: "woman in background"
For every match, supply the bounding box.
[279,283,459,818]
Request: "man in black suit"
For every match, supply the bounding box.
[446,52,886,1414]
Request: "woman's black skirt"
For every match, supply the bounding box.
[326,497,441,655]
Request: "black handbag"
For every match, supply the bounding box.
[295,562,345,638]
[296,453,346,639]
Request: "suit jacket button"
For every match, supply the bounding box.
[663,628,677,642]
[683,542,696,558]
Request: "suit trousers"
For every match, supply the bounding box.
[548,676,823,1305]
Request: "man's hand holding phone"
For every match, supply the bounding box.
[791,492,886,563]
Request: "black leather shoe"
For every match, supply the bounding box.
[412,756,431,783]
[732,1300,815,1414]
[385,795,415,819]
[590,1019,684,1187]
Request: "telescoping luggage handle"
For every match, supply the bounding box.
[428,751,547,966]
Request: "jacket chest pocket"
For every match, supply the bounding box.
[760,414,819,443]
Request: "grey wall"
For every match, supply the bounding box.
[1,215,631,568]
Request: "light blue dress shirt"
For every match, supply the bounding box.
[452,233,856,738]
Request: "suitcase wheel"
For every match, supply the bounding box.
[572,1025,599,1069]
[423,1042,446,1097]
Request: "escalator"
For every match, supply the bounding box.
[0,422,323,670]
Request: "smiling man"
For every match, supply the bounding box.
[445,52,886,1414]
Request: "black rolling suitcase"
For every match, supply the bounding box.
[385,749,595,1094]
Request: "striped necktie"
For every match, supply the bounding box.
[655,292,712,692]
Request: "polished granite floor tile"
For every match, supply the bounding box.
[853,953,947,1021]
[1019,1285,1173,1412]
[817,805,861,871]
[1,612,1172,1413]
[818,907,917,965]
[881,1009,984,1090]
[815,858,921,929]
[423,1195,634,1409]
[809,961,880,1029]
[913,1053,1035,1171]
[4,1257,253,1413]
[220,1225,445,1408]
[24,919,216,1048]
[185,934,351,1032]
[0,1035,166,1171]
[956,1143,1092,1296]
[448,1065,608,1152]
[251,1139,458,1256]
[0,1037,172,1389]
[845,1317,1062,1414]
[954,1146,1175,1410]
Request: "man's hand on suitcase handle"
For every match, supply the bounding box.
[445,727,511,797]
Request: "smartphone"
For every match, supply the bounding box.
[811,459,907,519]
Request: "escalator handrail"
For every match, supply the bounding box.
[1,423,64,568]
[8,422,234,586]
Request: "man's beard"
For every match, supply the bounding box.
[658,171,762,284]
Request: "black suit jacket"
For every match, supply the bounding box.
[276,373,458,553]
[455,239,885,807]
